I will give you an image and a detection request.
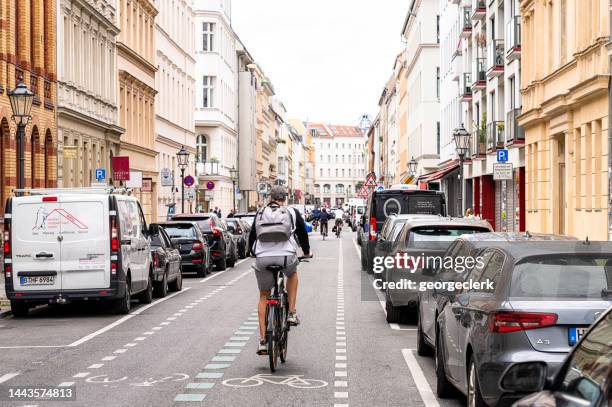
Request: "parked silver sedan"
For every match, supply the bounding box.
[434,238,612,407]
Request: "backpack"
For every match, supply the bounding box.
[255,205,295,243]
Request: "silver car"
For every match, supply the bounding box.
[434,237,612,406]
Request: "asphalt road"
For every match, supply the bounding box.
[0,231,467,407]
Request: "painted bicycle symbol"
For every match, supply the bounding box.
[222,374,328,389]
[85,373,189,387]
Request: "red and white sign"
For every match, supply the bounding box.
[356,186,369,198]
[364,172,377,187]
[111,156,130,181]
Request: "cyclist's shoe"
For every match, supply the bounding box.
[256,340,268,355]
[287,312,300,326]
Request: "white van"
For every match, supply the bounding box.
[4,189,153,317]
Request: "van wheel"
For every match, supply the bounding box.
[10,301,29,318]
[138,273,153,304]
[216,256,227,271]
[114,280,131,315]
[154,269,168,298]
[169,270,182,292]
[435,328,454,398]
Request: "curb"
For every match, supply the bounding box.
[0,308,11,318]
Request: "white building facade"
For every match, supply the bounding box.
[56,0,123,188]
[154,0,197,220]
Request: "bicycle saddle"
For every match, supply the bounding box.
[266,265,283,272]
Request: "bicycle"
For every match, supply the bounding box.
[335,224,342,238]
[320,222,328,240]
[264,257,309,372]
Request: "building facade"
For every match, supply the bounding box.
[519,0,610,239]
[309,123,366,207]
[154,0,196,220]
[117,0,158,222]
[0,0,58,210]
[57,0,123,189]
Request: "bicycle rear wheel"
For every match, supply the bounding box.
[266,304,279,372]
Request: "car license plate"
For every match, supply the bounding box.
[20,275,55,286]
[568,327,588,346]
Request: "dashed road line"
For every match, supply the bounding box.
[0,372,20,384]
[334,238,349,406]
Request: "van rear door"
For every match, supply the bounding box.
[12,197,63,292]
[59,196,110,290]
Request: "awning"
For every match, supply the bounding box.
[417,163,460,183]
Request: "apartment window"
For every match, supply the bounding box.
[436,15,440,43]
[335,169,338,177]
[196,135,208,163]
[320,168,323,177]
[436,67,440,99]
[342,169,345,177]
[203,76,214,107]
[436,122,440,155]
[349,169,351,177]
[202,22,214,51]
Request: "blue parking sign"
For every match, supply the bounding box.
[496,149,509,162]
[95,168,106,181]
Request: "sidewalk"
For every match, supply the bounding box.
[0,271,9,315]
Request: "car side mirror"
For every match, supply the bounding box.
[500,362,548,393]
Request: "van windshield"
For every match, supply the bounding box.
[163,225,196,239]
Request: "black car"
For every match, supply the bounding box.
[158,221,212,277]
[148,224,183,297]
[225,218,248,259]
[172,213,237,270]
[359,187,447,272]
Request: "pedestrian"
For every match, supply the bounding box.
[227,209,235,218]
[465,207,474,218]
[218,208,222,218]
[213,206,219,216]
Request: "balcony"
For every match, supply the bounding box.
[486,121,505,152]
[506,16,521,61]
[486,39,505,78]
[471,0,486,20]
[506,108,525,147]
[471,130,487,160]
[460,73,472,102]
[451,53,462,81]
[460,8,472,38]
[471,57,486,91]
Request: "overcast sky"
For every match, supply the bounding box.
[231,0,408,126]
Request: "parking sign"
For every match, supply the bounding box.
[95,168,106,181]
[496,149,509,162]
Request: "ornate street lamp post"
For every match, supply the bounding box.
[8,79,34,190]
[229,165,238,212]
[408,156,418,182]
[176,146,189,214]
[453,124,470,216]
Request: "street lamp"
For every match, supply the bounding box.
[408,156,418,181]
[453,124,470,216]
[176,146,189,214]
[8,78,34,190]
[229,165,238,212]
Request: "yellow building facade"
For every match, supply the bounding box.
[519,0,610,239]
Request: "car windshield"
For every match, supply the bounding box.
[163,225,196,239]
[409,227,488,242]
[511,256,612,299]
[174,217,212,232]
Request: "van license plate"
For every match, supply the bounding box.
[20,276,55,286]
[568,327,588,346]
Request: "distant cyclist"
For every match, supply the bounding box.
[248,186,312,355]
[334,216,343,238]
[319,208,332,237]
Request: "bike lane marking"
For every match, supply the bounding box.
[334,238,349,407]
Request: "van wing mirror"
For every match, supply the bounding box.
[500,362,548,393]
[148,224,158,235]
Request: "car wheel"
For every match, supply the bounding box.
[216,255,227,271]
[169,270,182,292]
[154,269,168,298]
[416,305,433,356]
[113,278,132,315]
[467,357,487,407]
[196,261,207,278]
[10,301,29,318]
[385,289,403,323]
[227,252,236,268]
[138,273,153,304]
[435,327,454,398]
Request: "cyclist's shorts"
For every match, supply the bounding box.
[253,255,298,291]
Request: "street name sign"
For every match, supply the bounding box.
[493,163,513,180]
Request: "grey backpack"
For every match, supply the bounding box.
[255,206,295,243]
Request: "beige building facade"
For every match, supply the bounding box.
[519,0,610,239]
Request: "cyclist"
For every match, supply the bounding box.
[248,186,312,355]
[334,216,343,238]
[319,207,332,237]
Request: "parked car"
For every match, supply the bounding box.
[148,224,183,297]
[500,306,611,407]
[5,190,153,317]
[225,218,248,259]
[417,232,577,357]
[382,217,492,322]
[359,188,446,271]
[172,213,236,270]
[233,212,257,226]
[434,238,612,407]
[351,205,365,232]
[158,221,212,278]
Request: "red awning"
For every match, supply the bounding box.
[418,163,460,183]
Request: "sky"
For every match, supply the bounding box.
[231,0,408,126]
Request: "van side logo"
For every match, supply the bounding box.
[32,207,88,231]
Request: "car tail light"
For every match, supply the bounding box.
[3,226,10,256]
[152,252,159,268]
[110,262,117,275]
[110,216,118,253]
[192,241,203,251]
[212,227,222,237]
[4,264,11,279]
[369,216,377,240]
[489,312,558,333]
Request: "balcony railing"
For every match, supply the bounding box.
[486,121,505,151]
[506,108,525,145]
[472,57,486,88]
[460,73,472,100]
[471,0,486,20]
[506,16,521,59]
[486,39,505,74]
[471,130,486,158]
[460,8,472,37]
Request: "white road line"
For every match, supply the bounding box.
[124,343,137,347]
[58,382,74,387]
[0,372,20,384]
[334,380,348,387]
[88,364,104,369]
[134,337,146,341]
[101,356,116,361]
[113,349,127,354]
[401,349,440,407]
[67,288,191,347]
[72,372,90,378]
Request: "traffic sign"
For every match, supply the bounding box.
[364,172,377,187]
[496,149,509,162]
[493,163,513,180]
[376,183,384,191]
[160,168,173,186]
[356,186,369,198]
[95,168,106,181]
[183,175,195,187]
[257,182,270,195]
[206,181,215,190]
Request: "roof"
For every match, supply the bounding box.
[305,122,364,138]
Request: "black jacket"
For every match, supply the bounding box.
[248,203,311,256]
